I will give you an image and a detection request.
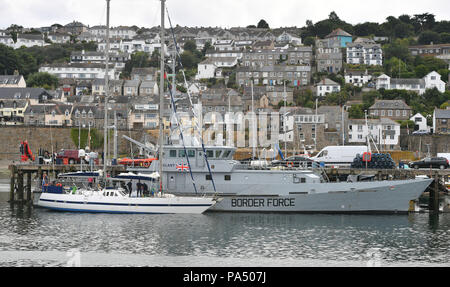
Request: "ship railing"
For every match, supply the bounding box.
[235,160,316,171]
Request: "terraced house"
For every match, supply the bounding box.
[368,99,412,121]
[433,108,450,134]
[315,38,342,74]
[346,39,383,66]
[236,65,311,87]
[242,46,312,67]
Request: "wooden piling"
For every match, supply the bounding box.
[431,172,440,213]
[9,165,15,202]
[17,170,24,203]
[26,172,32,203]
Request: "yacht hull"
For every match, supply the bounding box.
[37,193,216,214]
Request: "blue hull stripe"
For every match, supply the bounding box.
[39,198,213,207]
[40,206,170,214]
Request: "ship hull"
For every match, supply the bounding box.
[207,178,433,213]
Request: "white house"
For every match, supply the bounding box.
[276,31,302,45]
[346,42,383,66]
[97,39,160,55]
[348,118,400,150]
[196,59,217,80]
[316,78,341,97]
[213,39,234,51]
[423,71,446,93]
[89,25,137,40]
[344,70,372,87]
[47,32,71,44]
[210,57,238,68]
[410,113,429,132]
[376,71,446,94]
[0,35,15,47]
[14,34,46,49]
[39,63,116,80]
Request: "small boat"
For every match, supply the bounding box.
[118,157,157,168]
[37,172,217,214]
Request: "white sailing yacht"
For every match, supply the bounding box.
[37,0,217,214]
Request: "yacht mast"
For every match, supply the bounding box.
[159,0,166,192]
[251,81,256,158]
[103,0,110,179]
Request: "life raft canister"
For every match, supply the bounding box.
[362,152,372,162]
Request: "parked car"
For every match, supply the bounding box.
[56,149,83,164]
[409,157,449,170]
[412,130,429,135]
[272,155,315,168]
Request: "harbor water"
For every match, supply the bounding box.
[0,183,449,267]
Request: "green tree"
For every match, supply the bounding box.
[418,30,441,44]
[303,36,315,47]
[353,22,380,36]
[257,19,269,29]
[180,51,200,69]
[0,44,21,75]
[121,51,152,79]
[183,40,197,52]
[383,39,412,63]
[384,57,408,78]
[201,41,212,56]
[348,104,365,119]
[362,91,381,110]
[438,69,449,83]
[439,32,450,43]
[27,72,59,89]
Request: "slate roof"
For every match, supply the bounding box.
[369,100,411,110]
[325,28,352,38]
[0,88,51,100]
[0,75,24,85]
[434,108,450,119]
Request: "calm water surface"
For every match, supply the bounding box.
[0,201,449,267]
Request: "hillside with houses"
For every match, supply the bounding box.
[0,11,449,153]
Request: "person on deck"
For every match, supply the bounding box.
[143,183,148,197]
[136,181,142,197]
[127,181,132,197]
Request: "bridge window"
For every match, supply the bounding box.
[169,150,177,158]
[206,174,212,180]
[222,150,232,158]
[206,150,214,158]
[224,175,231,181]
[187,150,195,157]
[178,150,186,157]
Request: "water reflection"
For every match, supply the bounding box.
[0,203,449,266]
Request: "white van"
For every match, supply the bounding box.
[312,146,368,167]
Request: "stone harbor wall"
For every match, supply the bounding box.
[0,126,152,161]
